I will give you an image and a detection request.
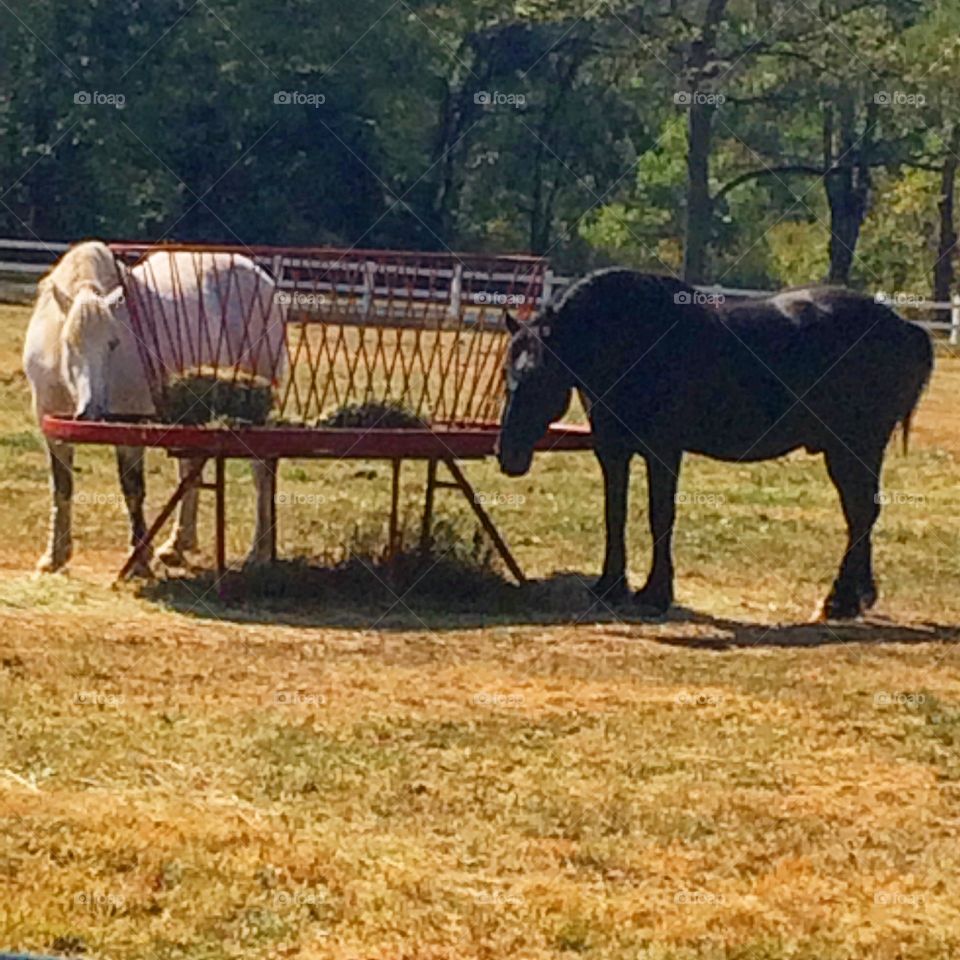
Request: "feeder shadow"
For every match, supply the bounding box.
[137,562,960,645]
[139,564,654,630]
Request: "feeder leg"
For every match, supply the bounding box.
[267,459,278,562]
[420,458,438,554]
[388,459,402,560]
[118,458,206,581]
[215,456,226,575]
[444,459,526,584]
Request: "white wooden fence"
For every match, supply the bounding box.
[0,239,71,304]
[2,238,958,342]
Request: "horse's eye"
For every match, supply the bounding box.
[108,337,120,351]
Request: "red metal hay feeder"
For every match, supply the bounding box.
[43,243,592,580]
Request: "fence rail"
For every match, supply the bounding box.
[1,238,958,342]
[0,237,69,263]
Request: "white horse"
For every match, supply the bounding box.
[23,241,287,574]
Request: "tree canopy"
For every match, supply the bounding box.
[1,0,957,293]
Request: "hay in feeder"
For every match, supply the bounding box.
[315,400,428,430]
[157,367,274,426]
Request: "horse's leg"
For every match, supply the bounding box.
[635,449,682,614]
[591,447,632,600]
[116,445,152,578]
[37,439,74,573]
[157,456,205,566]
[822,444,883,620]
[245,458,276,567]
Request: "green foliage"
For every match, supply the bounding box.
[579,116,686,272]
[856,169,942,292]
[0,0,957,291]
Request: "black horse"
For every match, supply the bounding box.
[497,269,933,619]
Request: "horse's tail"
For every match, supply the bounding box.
[901,407,914,456]
[898,323,934,456]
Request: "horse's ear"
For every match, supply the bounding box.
[503,310,520,335]
[112,257,129,286]
[47,280,73,315]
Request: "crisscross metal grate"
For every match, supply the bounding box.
[111,243,548,428]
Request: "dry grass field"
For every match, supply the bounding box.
[2,301,960,959]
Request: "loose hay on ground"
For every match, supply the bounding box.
[147,521,521,616]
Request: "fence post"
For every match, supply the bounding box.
[541,268,554,308]
[271,255,284,313]
[361,260,377,316]
[952,294,960,346]
[449,263,463,320]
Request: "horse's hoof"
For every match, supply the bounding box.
[589,576,630,603]
[633,589,671,617]
[127,558,155,580]
[859,583,878,611]
[36,551,70,574]
[820,593,862,621]
[156,545,186,568]
[156,537,195,567]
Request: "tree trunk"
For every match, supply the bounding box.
[529,139,544,253]
[822,93,876,286]
[825,188,864,286]
[681,0,727,284]
[432,81,471,241]
[431,45,484,243]
[934,125,960,324]
[527,51,583,255]
[684,104,713,283]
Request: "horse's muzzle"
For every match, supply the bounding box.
[497,446,534,477]
[75,404,105,422]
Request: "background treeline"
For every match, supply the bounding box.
[1,0,958,294]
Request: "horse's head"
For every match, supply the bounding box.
[497,307,573,477]
[60,285,125,420]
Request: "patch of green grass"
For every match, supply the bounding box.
[0,429,43,451]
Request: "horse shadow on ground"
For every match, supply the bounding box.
[137,560,960,648]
